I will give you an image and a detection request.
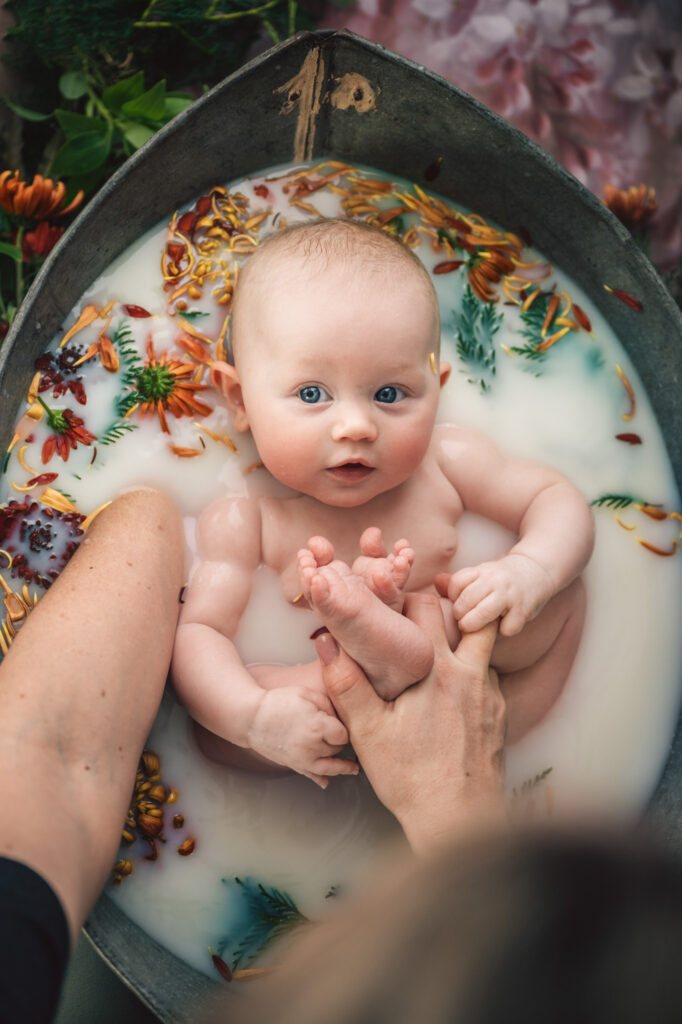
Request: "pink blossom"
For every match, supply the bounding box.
[319,0,682,267]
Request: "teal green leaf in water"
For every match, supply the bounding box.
[218,876,309,971]
[590,494,646,510]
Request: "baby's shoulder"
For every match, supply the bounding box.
[196,493,263,562]
[431,421,497,465]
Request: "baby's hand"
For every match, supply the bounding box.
[248,686,358,788]
[436,553,553,636]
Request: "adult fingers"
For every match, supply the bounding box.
[454,620,499,669]
[316,632,384,728]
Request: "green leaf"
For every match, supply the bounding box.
[0,240,23,261]
[59,70,89,100]
[51,131,112,177]
[122,123,156,150]
[448,286,502,391]
[121,80,167,124]
[164,95,193,118]
[55,109,108,138]
[102,71,145,113]
[2,97,53,122]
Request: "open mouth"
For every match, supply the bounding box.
[326,462,375,482]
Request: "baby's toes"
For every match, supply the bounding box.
[307,535,335,566]
[296,548,317,591]
[391,546,414,590]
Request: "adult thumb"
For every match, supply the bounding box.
[316,632,382,727]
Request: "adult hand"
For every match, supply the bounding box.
[316,593,507,855]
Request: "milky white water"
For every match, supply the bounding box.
[1,161,680,978]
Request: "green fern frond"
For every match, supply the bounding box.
[448,286,501,391]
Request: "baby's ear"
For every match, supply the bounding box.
[211,361,250,432]
[439,361,452,389]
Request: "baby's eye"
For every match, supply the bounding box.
[374,385,405,404]
[298,385,330,404]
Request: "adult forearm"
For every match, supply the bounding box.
[0,488,183,944]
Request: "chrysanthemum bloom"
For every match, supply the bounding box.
[604,184,658,231]
[40,405,97,463]
[134,339,212,433]
[22,221,64,260]
[0,170,84,220]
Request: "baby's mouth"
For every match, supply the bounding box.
[326,462,375,482]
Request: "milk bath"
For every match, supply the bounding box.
[1,161,681,977]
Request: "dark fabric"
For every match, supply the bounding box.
[0,856,70,1024]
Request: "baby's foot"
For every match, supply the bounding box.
[351,526,415,613]
[297,536,433,700]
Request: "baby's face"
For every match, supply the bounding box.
[232,260,447,507]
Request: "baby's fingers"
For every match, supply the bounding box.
[321,713,349,748]
[311,755,359,777]
[457,592,504,633]
[499,603,527,637]
[298,769,330,789]
[437,567,479,603]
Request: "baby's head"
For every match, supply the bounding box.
[212,218,450,507]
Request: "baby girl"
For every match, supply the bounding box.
[171,218,594,787]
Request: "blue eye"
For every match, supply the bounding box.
[374,385,404,404]
[298,385,329,404]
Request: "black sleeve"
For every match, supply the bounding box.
[0,856,70,1024]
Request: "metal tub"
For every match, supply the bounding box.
[1,29,681,1023]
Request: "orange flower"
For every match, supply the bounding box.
[134,339,212,433]
[41,407,96,464]
[22,221,64,260]
[604,184,657,231]
[0,170,84,220]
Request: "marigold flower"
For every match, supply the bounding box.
[134,339,212,433]
[604,184,658,231]
[0,170,84,221]
[22,221,64,261]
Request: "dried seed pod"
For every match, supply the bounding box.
[138,813,163,837]
[148,784,168,803]
[113,859,134,876]
[178,837,196,856]
[167,788,179,805]
[142,751,160,776]
[121,829,136,844]
[172,814,185,830]
[146,806,163,819]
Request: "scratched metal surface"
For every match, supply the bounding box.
[1,30,681,1023]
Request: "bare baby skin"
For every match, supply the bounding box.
[171,220,594,787]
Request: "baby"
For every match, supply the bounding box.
[172,218,594,787]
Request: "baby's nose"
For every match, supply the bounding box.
[331,402,378,443]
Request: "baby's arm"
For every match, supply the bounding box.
[171,496,355,785]
[436,426,594,635]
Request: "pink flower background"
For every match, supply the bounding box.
[319,0,682,269]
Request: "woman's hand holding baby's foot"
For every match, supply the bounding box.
[297,533,434,701]
[350,526,415,613]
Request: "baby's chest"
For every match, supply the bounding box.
[263,498,460,603]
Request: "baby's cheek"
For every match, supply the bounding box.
[386,432,430,479]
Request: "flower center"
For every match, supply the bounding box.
[136,364,175,402]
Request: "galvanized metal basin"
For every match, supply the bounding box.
[1,29,681,1023]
